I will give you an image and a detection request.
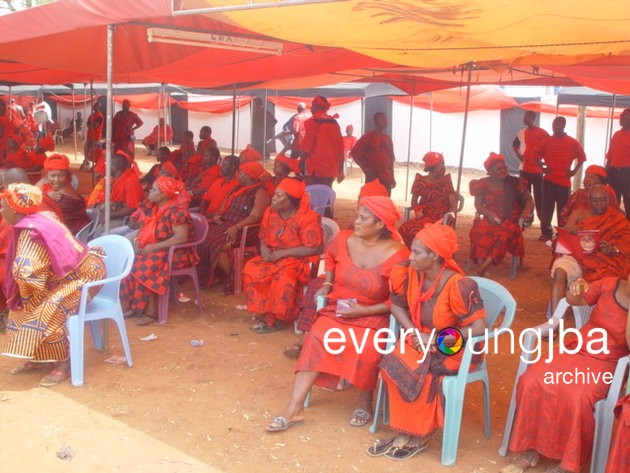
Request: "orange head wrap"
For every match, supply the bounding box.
[359,195,402,242]
[115,149,133,163]
[484,152,505,173]
[359,180,389,199]
[277,178,310,212]
[275,154,301,174]
[239,145,263,163]
[44,153,70,171]
[585,165,607,179]
[155,176,184,199]
[312,95,330,112]
[0,182,43,215]
[414,223,463,274]
[159,161,180,179]
[423,151,444,170]
[239,161,269,181]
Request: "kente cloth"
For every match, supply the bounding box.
[2,213,105,362]
[572,206,630,282]
[521,126,549,174]
[201,177,240,214]
[537,134,586,188]
[399,173,455,247]
[469,176,525,264]
[508,278,629,473]
[86,111,104,141]
[296,277,324,332]
[380,265,485,437]
[606,393,630,473]
[296,230,409,391]
[197,185,261,285]
[558,186,619,228]
[606,128,630,168]
[301,111,344,178]
[242,206,322,325]
[125,205,198,312]
[142,125,173,146]
[350,130,396,187]
[0,219,12,310]
[112,110,143,147]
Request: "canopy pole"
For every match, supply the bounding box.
[455,64,473,207]
[231,84,237,155]
[104,25,114,234]
[605,94,617,155]
[404,80,416,203]
[429,93,433,150]
[263,88,269,163]
[90,80,96,188]
[83,83,88,146]
[72,85,79,161]
[359,97,365,183]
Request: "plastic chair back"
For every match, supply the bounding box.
[306,184,336,216]
[233,223,261,294]
[70,173,79,190]
[89,235,134,301]
[75,219,98,243]
[309,217,340,278]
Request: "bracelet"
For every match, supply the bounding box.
[322,282,333,286]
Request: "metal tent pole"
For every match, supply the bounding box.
[231,84,237,155]
[104,25,114,234]
[72,85,79,161]
[455,64,473,206]
[404,81,416,203]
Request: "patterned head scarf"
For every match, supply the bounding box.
[585,165,607,179]
[422,151,444,170]
[239,145,263,163]
[239,161,270,181]
[155,176,184,199]
[359,195,402,242]
[275,154,301,174]
[312,95,330,112]
[483,152,505,172]
[0,182,43,215]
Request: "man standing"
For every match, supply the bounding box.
[300,95,344,187]
[112,99,143,158]
[83,101,104,169]
[536,116,586,241]
[351,112,396,194]
[251,98,277,160]
[606,108,630,218]
[513,111,548,226]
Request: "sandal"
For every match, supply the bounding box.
[39,368,70,387]
[385,440,428,460]
[265,416,304,433]
[250,321,287,334]
[10,361,49,375]
[500,450,540,473]
[365,437,396,457]
[349,408,371,427]
[283,343,303,359]
[136,314,157,326]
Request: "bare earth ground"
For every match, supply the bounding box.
[0,146,557,473]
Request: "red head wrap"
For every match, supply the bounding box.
[0,182,43,215]
[159,161,180,179]
[312,95,330,112]
[422,151,444,170]
[155,176,184,199]
[239,161,269,181]
[115,150,133,162]
[483,152,505,172]
[276,178,305,199]
[414,223,463,274]
[358,180,389,199]
[239,145,263,163]
[585,165,607,179]
[359,196,402,242]
[275,154,301,174]
[44,153,70,171]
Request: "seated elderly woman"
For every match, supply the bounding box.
[39,153,90,234]
[265,196,409,432]
[124,176,198,326]
[469,153,533,276]
[399,152,458,247]
[243,178,323,334]
[197,161,272,294]
[367,223,487,460]
[1,183,106,387]
[501,275,629,473]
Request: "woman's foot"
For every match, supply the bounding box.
[283,342,303,359]
[39,363,70,387]
[349,408,371,427]
[384,436,428,460]
[265,416,305,432]
[500,450,540,473]
[136,312,157,326]
[10,361,50,375]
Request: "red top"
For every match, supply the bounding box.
[537,134,586,187]
[522,126,549,174]
[302,112,344,178]
[202,176,240,214]
[291,111,309,151]
[87,111,104,141]
[606,128,630,168]
[111,168,143,209]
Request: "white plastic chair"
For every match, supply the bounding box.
[65,235,135,387]
[369,276,517,466]
[306,184,336,217]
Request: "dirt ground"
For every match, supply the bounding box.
[0,145,558,473]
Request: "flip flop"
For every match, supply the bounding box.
[283,343,303,359]
[10,362,49,375]
[136,314,157,326]
[265,416,304,433]
[250,322,287,334]
[385,441,428,460]
[349,408,371,427]
[365,437,396,457]
[500,451,540,473]
[39,368,70,388]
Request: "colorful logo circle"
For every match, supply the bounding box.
[436,327,464,356]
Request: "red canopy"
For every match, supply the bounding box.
[176,97,254,114]
[113,93,174,109]
[268,96,361,110]
[390,86,518,113]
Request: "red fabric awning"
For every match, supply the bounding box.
[176,97,254,114]
[390,86,518,113]
[269,96,361,109]
[113,93,174,109]
[48,94,98,105]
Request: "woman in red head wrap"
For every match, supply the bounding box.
[367,223,487,460]
[243,178,323,333]
[40,153,90,233]
[469,154,534,276]
[399,151,458,248]
[266,196,410,433]
[124,176,199,325]
[273,154,301,185]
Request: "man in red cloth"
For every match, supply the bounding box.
[142,118,173,155]
[536,116,586,240]
[200,155,240,218]
[351,112,396,194]
[82,101,104,169]
[187,147,221,206]
[301,95,344,188]
[112,99,143,158]
[605,107,630,218]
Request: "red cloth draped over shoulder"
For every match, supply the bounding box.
[111,168,143,209]
[202,176,240,214]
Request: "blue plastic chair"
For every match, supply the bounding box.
[305,184,336,217]
[369,276,516,467]
[65,235,135,387]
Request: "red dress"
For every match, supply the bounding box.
[296,230,409,391]
[469,176,525,265]
[243,206,322,325]
[399,173,454,247]
[508,278,630,473]
[606,393,630,473]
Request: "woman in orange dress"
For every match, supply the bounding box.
[265,196,409,432]
[368,224,486,460]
